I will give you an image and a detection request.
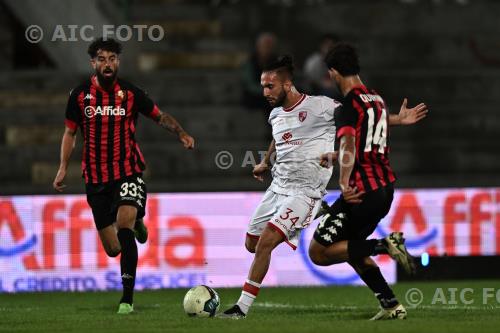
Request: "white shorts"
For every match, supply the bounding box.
[247,190,322,250]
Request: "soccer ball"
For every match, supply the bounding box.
[183,285,220,317]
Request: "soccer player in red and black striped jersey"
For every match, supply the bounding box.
[52,38,194,314]
[309,43,428,320]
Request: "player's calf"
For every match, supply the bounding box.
[116,205,139,306]
[221,225,283,318]
[98,226,121,257]
[350,257,400,310]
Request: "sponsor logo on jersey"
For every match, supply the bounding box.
[84,105,126,118]
[84,94,94,100]
[282,131,293,142]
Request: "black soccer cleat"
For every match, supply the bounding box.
[133,218,148,244]
[217,304,246,319]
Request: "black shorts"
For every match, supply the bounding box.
[86,173,147,230]
[313,183,394,246]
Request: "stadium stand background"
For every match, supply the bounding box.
[0,0,499,195]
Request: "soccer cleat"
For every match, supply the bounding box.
[117,303,134,314]
[369,303,407,320]
[133,218,148,244]
[384,232,416,275]
[217,304,246,319]
[314,200,331,219]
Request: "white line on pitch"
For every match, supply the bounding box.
[252,302,500,311]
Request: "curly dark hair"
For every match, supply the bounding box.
[87,37,122,58]
[324,42,360,76]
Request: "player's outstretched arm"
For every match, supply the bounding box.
[339,134,362,204]
[53,127,77,192]
[253,139,275,182]
[156,111,195,149]
[389,98,428,126]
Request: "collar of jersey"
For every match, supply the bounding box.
[283,93,306,112]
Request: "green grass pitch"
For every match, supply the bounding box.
[1,280,499,333]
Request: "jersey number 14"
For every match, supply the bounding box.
[364,108,387,153]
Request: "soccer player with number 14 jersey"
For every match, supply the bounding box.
[310,43,428,320]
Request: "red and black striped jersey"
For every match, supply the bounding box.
[65,75,160,184]
[335,84,396,193]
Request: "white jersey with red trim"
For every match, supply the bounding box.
[268,94,340,199]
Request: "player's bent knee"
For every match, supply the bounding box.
[308,240,329,266]
[246,245,256,253]
[105,245,121,257]
[245,236,257,253]
[309,247,327,266]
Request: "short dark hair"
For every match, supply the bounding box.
[87,37,122,58]
[262,54,294,80]
[324,42,360,76]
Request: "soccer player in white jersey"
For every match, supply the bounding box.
[219,55,427,319]
[220,55,338,318]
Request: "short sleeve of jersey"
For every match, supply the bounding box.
[268,108,279,125]
[135,88,161,120]
[334,101,358,138]
[320,96,339,122]
[65,89,81,130]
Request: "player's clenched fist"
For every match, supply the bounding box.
[319,152,338,168]
[53,168,67,192]
[178,131,195,149]
[252,162,269,182]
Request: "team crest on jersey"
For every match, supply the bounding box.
[116,90,127,102]
[298,111,307,122]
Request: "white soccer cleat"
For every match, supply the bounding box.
[369,303,407,320]
[384,232,416,275]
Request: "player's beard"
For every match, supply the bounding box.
[96,67,117,90]
[268,89,287,108]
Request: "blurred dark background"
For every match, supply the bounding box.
[0,0,499,195]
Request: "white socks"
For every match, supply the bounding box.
[236,279,261,314]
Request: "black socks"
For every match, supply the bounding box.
[347,239,388,259]
[117,228,138,305]
[359,266,398,309]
